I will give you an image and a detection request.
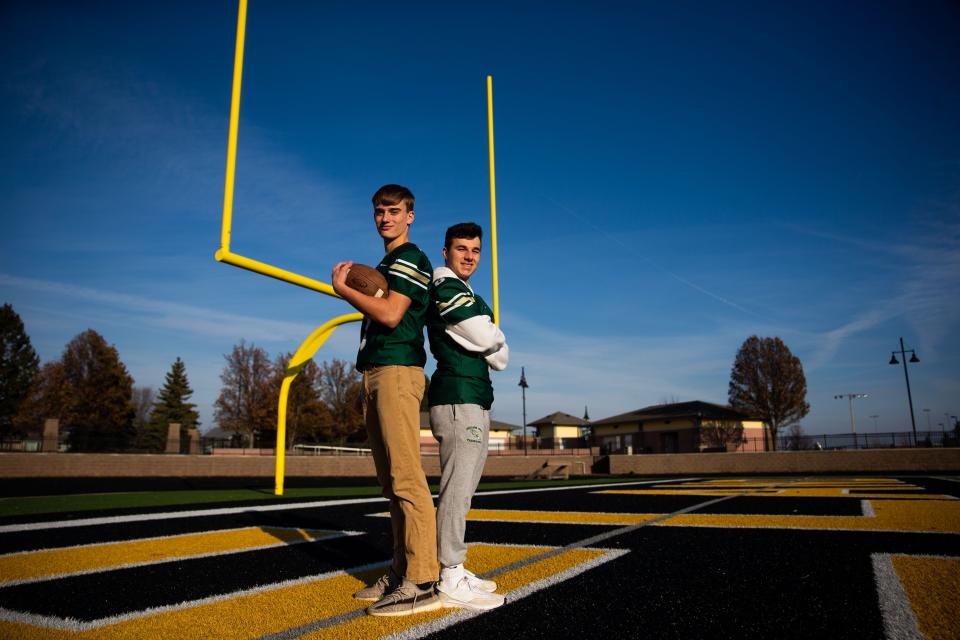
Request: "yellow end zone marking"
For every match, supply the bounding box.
[297,544,619,640]
[0,543,622,640]
[464,509,660,526]
[463,500,960,533]
[890,555,960,640]
[873,553,960,640]
[0,527,344,586]
[601,477,951,500]
[599,488,945,499]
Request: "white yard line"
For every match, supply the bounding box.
[0,478,693,533]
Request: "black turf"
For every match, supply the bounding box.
[1,475,957,639]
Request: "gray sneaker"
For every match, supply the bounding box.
[353,568,401,601]
[367,579,441,617]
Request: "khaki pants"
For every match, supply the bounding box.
[363,365,437,583]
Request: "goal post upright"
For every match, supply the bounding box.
[486,75,500,327]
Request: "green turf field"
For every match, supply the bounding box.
[0,476,643,517]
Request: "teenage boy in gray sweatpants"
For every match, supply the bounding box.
[426,222,509,610]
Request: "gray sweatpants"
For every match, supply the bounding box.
[430,403,490,568]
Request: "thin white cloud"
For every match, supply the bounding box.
[487,311,748,424]
[4,53,359,237]
[0,273,315,342]
[547,197,762,318]
[795,218,960,368]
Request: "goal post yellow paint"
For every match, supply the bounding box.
[217,1,504,494]
[486,75,500,326]
[220,0,246,254]
[274,313,363,495]
[217,0,358,494]
[216,0,339,299]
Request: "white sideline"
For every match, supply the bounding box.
[0,478,693,533]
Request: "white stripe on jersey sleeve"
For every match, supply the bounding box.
[388,271,429,290]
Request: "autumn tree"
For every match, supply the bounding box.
[13,361,64,436]
[699,419,746,451]
[215,340,274,448]
[781,423,812,450]
[318,358,364,443]
[60,330,136,451]
[728,335,810,452]
[266,353,332,449]
[0,303,40,437]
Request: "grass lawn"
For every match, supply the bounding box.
[0,476,647,518]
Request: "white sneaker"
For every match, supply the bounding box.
[464,567,497,593]
[437,577,505,610]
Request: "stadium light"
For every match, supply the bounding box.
[834,393,868,448]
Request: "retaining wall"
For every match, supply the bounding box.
[0,453,588,479]
[607,448,960,475]
[2,449,958,480]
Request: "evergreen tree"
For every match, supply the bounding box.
[145,358,200,451]
[728,335,810,451]
[0,303,40,437]
[60,330,136,452]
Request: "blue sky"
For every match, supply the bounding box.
[2,1,958,436]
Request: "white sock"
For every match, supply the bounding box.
[441,564,465,585]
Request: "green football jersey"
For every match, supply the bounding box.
[356,243,432,370]
[427,272,495,409]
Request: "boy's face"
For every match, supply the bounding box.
[373,200,414,243]
[443,236,482,281]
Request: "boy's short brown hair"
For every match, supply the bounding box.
[372,184,415,211]
[444,222,483,250]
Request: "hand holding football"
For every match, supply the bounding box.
[344,264,388,298]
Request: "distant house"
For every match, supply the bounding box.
[418,412,518,453]
[590,401,767,454]
[527,412,589,449]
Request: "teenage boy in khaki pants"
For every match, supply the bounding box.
[331,184,439,616]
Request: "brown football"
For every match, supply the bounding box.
[344,263,388,298]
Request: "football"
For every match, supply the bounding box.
[344,263,388,298]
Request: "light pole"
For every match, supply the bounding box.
[869,414,879,432]
[835,393,868,448]
[923,408,931,431]
[518,367,529,456]
[889,337,919,446]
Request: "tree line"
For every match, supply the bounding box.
[1,303,200,451]
[0,303,367,452]
[212,340,367,449]
[3,301,813,453]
